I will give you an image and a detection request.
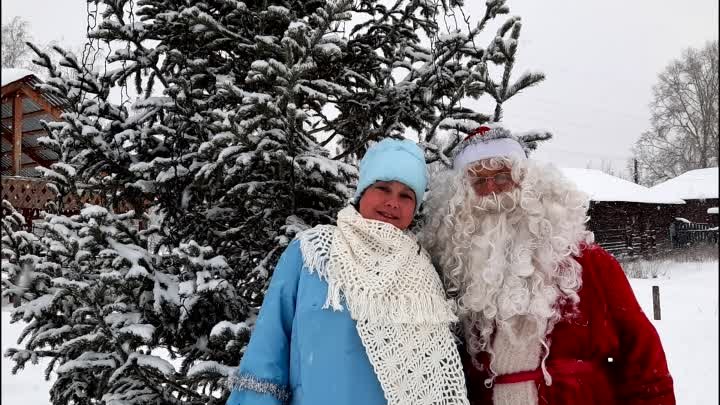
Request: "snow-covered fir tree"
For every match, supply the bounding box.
[1,200,45,306]
[3,0,549,403]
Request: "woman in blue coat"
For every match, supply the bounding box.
[226,139,469,405]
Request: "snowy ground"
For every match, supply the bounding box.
[2,307,53,404]
[624,259,719,405]
[2,260,718,404]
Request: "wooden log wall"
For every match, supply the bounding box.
[587,201,680,258]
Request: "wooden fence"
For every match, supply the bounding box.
[1,176,136,231]
[672,220,719,247]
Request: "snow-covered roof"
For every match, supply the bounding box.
[650,167,719,200]
[1,68,36,87]
[708,207,719,214]
[560,168,685,204]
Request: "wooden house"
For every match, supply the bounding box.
[650,167,719,225]
[2,68,64,177]
[1,69,107,230]
[561,168,685,258]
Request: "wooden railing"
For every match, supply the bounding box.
[1,176,103,213]
[1,176,136,228]
[672,220,719,247]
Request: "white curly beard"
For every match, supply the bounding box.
[420,157,594,385]
[460,189,559,345]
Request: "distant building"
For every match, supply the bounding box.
[1,69,108,230]
[650,167,719,225]
[561,168,685,258]
[1,68,64,176]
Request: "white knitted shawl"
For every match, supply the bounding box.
[298,206,469,405]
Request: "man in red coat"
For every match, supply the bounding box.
[420,125,675,405]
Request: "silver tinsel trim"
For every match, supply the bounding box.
[226,373,291,403]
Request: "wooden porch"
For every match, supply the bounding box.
[1,69,67,177]
[2,70,135,229]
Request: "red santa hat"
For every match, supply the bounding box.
[451,124,529,169]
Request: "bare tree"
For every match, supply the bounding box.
[2,16,94,79]
[633,40,719,186]
[1,16,34,69]
[584,159,632,181]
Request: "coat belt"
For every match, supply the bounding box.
[494,359,598,385]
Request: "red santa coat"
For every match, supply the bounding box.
[462,244,676,405]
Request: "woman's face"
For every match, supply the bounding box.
[358,181,416,230]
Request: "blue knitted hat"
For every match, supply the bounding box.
[354,138,427,210]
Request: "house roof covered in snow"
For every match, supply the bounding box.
[650,167,719,200]
[560,168,685,204]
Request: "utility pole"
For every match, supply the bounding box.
[633,158,639,184]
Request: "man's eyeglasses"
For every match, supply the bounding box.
[468,172,514,187]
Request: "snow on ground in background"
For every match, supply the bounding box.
[1,309,52,405]
[2,260,718,404]
[627,259,719,405]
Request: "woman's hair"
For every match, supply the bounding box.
[419,157,594,374]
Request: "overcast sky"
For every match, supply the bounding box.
[3,0,718,175]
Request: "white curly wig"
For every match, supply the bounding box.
[419,156,594,378]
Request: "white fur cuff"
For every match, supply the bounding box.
[453,138,526,169]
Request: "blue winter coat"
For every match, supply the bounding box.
[226,239,387,405]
